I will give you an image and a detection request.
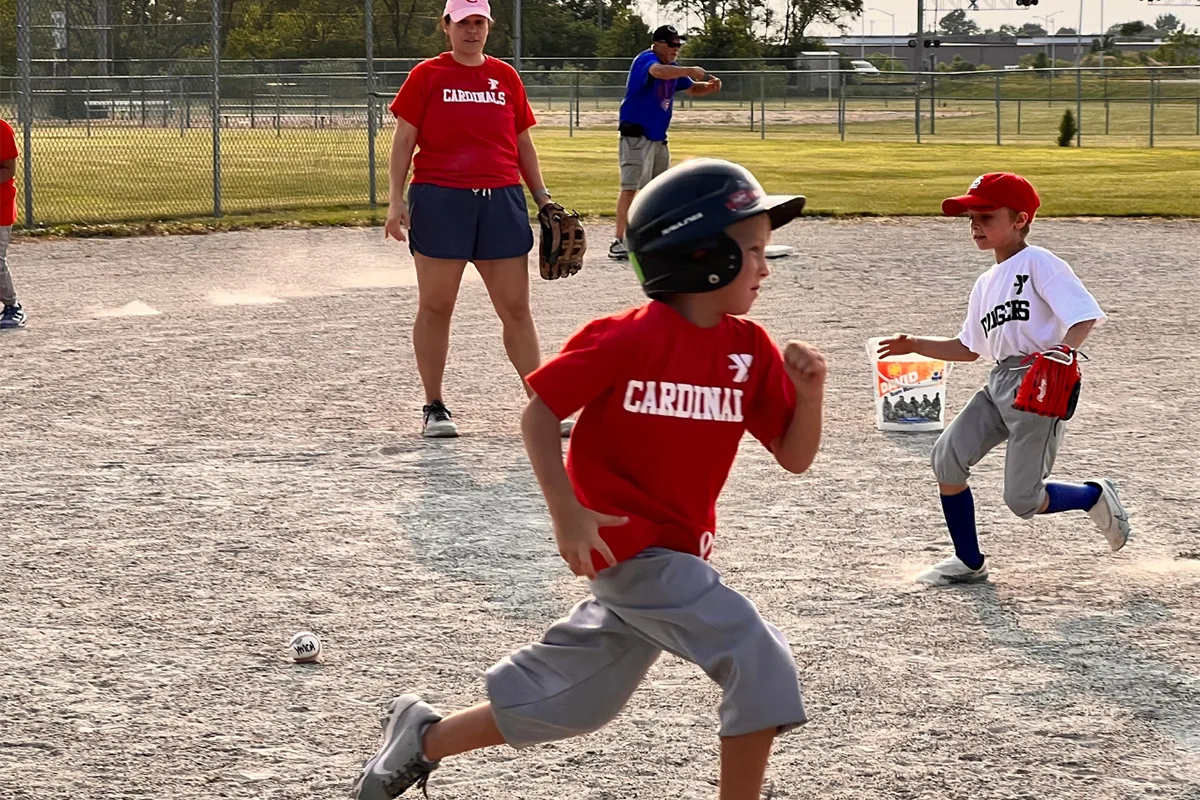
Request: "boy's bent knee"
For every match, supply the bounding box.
[931,437,970,485]
[711,620,807,739]
[1003,484,1043,519]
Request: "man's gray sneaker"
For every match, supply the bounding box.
[353,695,442,799]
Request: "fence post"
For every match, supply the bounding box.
[142,76,148,128]
[749,95,755,131]
[17,0,33,227]
[839,77,846,141]
[365,0,378,209]
[1075,67,1082,147]
[759,72,766,140]
[1195,97,1199,137]
[1017,98,1022,135]
[275,75,281,138]
[211,0,222,218]
[574,71,580,127]
[1105,98,1109,135]
[929,70,936,136]
[86,76,92,138]
[995,73,1001,146]
[1149,74,1155,148]
[914,69,921,144]
[568,74,574,138]
[178,78,185,138]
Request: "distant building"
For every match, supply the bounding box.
[820,33,1165,71]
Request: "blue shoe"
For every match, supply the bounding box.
[0,303,26,329]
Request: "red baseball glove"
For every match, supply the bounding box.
[1012,345,1083,420]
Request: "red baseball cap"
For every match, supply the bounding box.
[942,173,1041,219]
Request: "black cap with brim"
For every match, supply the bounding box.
[653,25,687,43]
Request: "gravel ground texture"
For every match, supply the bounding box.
[2,217,1198,800]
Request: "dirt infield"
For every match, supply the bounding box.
[3,218,1199,800]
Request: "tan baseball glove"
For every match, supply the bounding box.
[537,202,586,280]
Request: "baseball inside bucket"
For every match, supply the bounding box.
[866,337,951,433]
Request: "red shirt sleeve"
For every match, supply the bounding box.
[389,62,428,128]
[0,121,17,161]
[526,317,625,420]
[510,71,536,134]
[745,326,797,449]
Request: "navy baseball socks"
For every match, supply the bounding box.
[1040,481,1103,514]
[939,488,985,571]
[916,489,990,585]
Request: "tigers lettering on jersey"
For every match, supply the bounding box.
[443,88,508,105]
[622,380,744,422]
[980,298,1031,334]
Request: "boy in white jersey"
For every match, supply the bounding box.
[878,173,1131,586]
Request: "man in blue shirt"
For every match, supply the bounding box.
[609,25,722,260]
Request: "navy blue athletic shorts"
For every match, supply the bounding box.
[407,183,534,262]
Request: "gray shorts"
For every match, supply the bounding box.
[931,356,1067,518]
[485,548,807,748]
[618,136,670,191]
[0,225,14,306]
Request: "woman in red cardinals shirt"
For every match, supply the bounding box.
[386,0,569,439]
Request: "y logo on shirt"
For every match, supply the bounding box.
[728,354,753,383]
[1013,274,1030,295]
[488,78,500,91]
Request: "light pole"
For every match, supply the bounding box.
[1037,13,1059,64]
[1037,12,1059,100]
[870,8,896,69]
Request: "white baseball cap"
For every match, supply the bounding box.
[443,0,493,22]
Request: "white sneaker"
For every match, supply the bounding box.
[421,401,459,438]
[560,417,575,438]
[916,555,990,587]
[1087,478,1131,552]
[608,238,628,260]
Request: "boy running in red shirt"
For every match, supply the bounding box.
[353,158,826,800]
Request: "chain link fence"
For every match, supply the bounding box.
[9,0,1199,227]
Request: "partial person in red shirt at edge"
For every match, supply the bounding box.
[386,0,571,439]
[0,117,25,329]
[352,158,826,800]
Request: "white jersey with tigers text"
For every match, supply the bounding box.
[957,245,1105,362]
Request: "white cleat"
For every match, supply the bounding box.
[916,555,990,587]
[1087,478,1131,552]
[560,417,575,438]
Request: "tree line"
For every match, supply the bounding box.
[1,0,1195,77]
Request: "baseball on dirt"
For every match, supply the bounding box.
[289,631,322,663]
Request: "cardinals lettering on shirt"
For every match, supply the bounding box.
[622,380,744,422]
[443,88,507,105]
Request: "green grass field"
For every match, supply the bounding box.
[20,124,1200,231]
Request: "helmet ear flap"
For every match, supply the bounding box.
[635,233,744,298]
[689,233,743,290]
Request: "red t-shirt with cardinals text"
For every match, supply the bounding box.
[0,119,18,226]
[389,53,535,190]
[526,301,797,574]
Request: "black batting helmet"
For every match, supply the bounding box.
[625,158,805,299]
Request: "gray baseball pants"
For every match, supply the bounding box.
[932,356,1068,518]
[485,547,808,748]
